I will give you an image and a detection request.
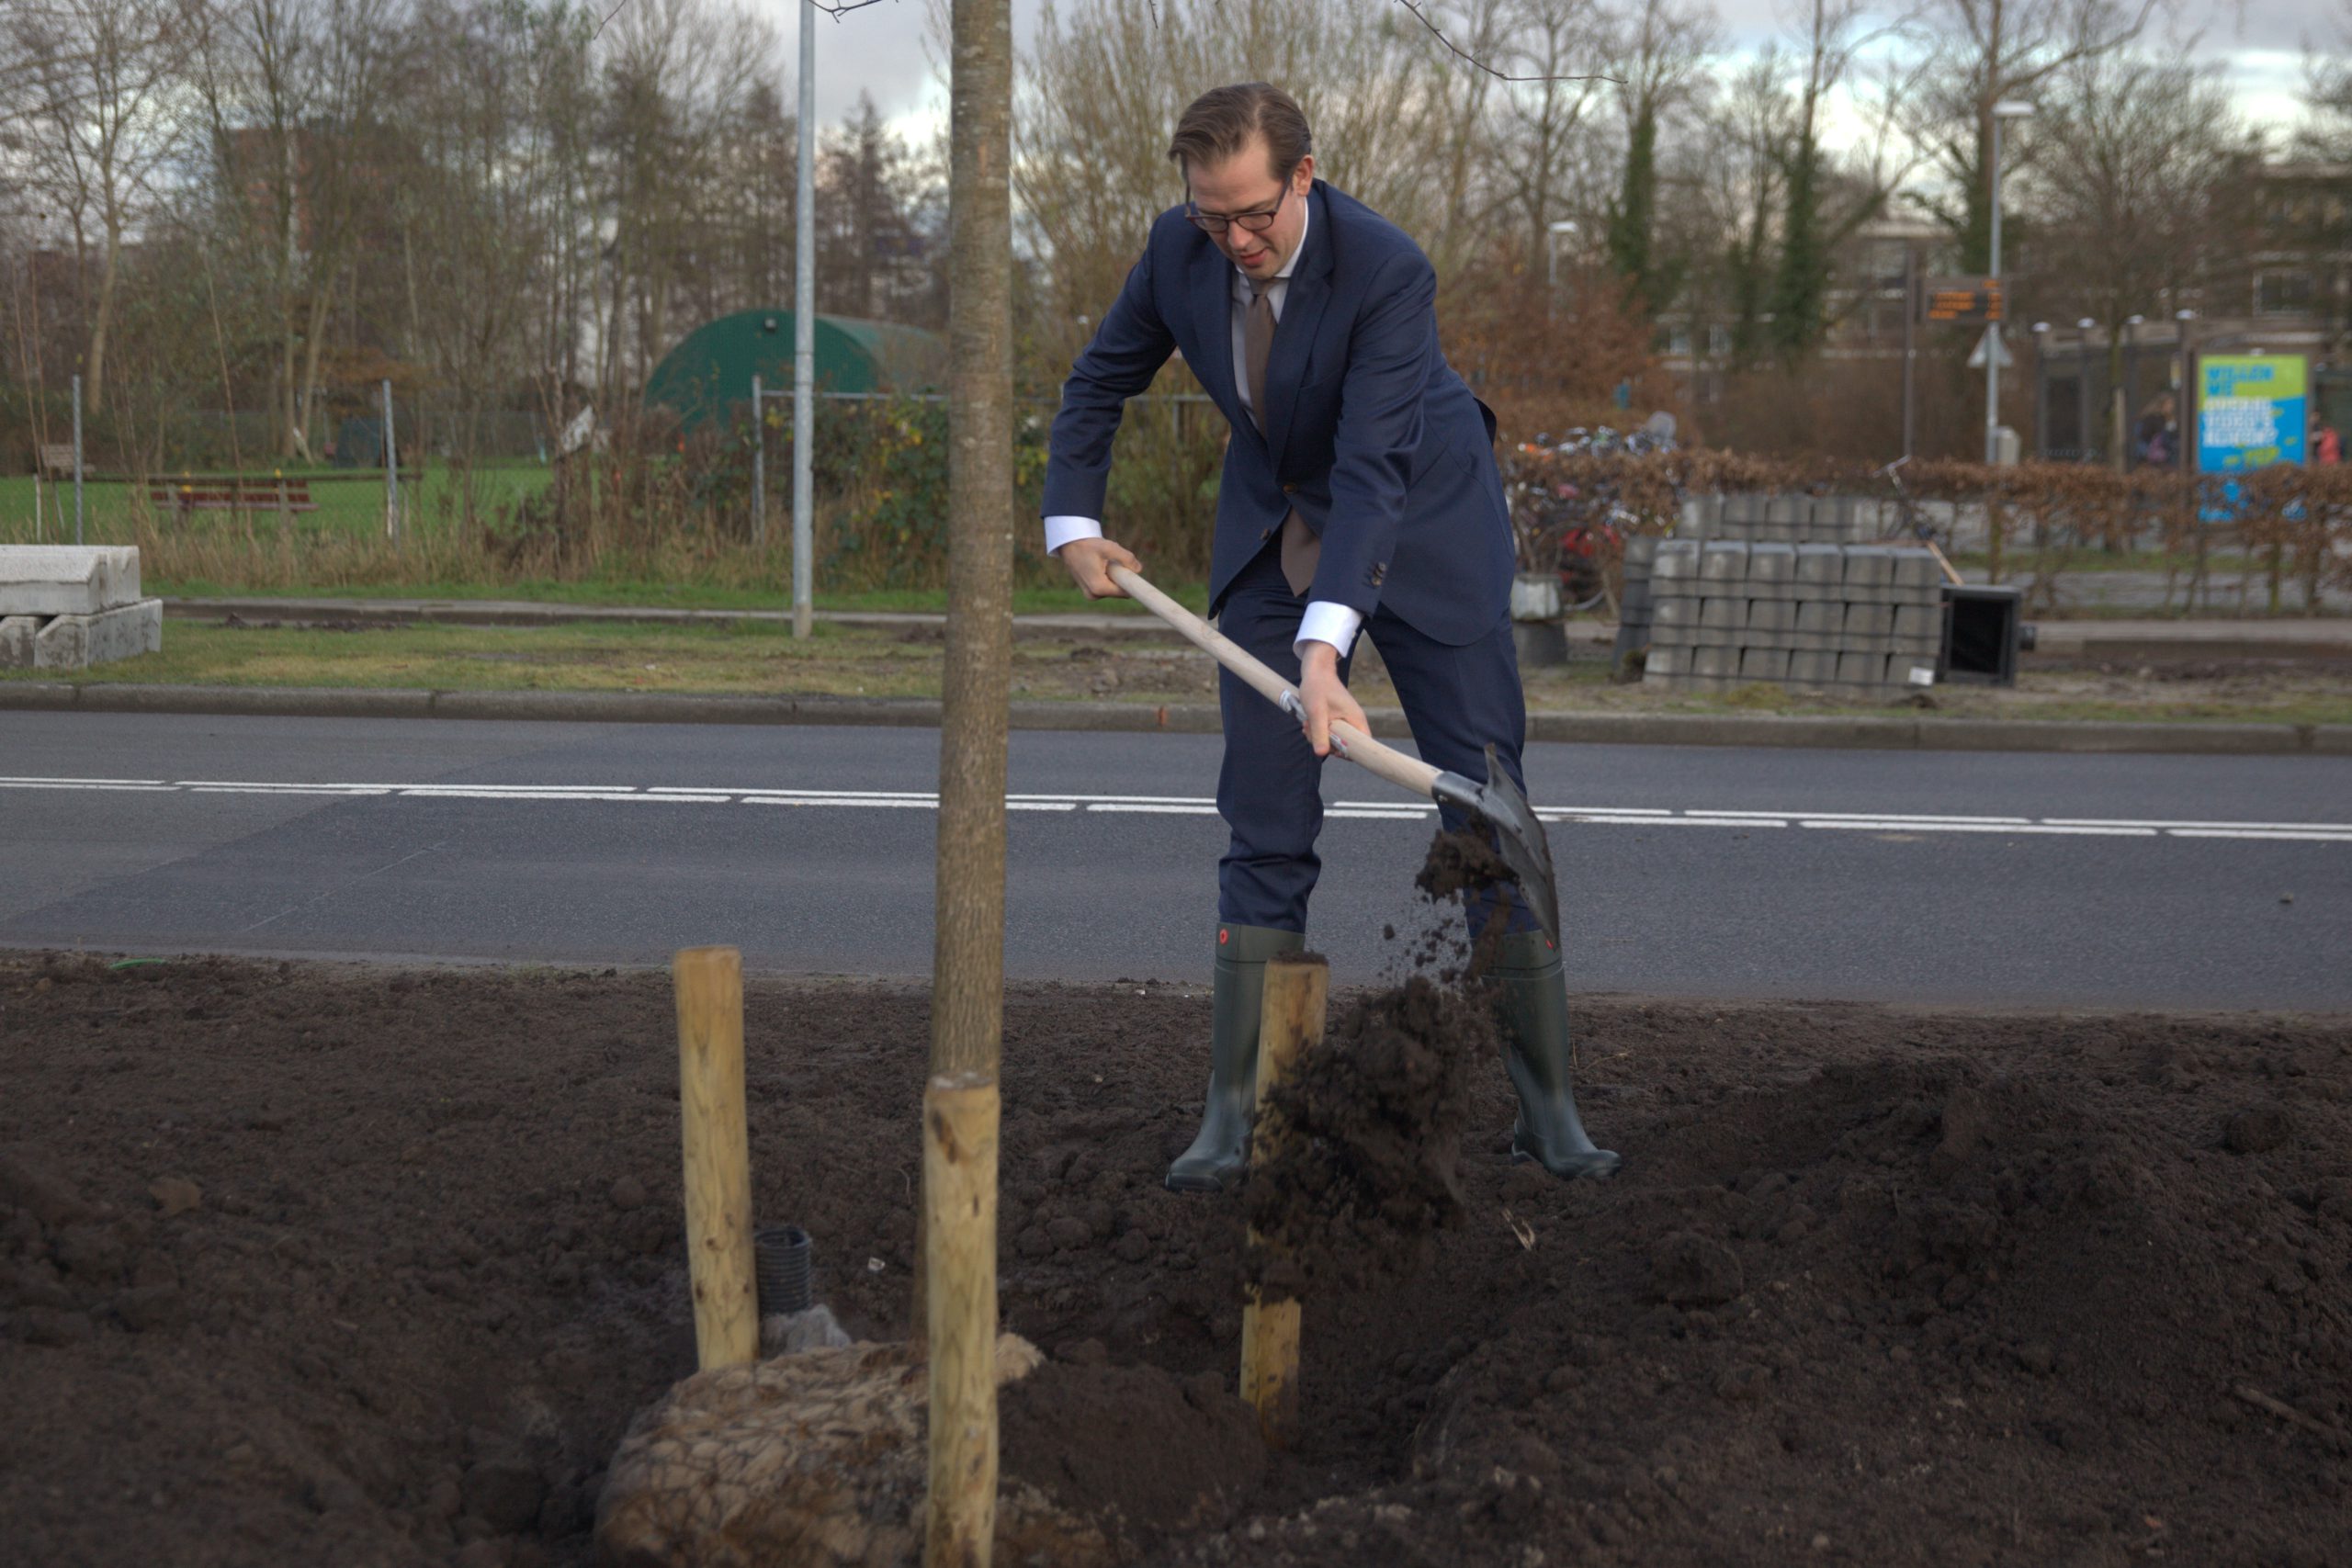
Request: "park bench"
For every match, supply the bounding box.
[145,476,320,517]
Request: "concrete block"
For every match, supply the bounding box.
[1645,646,1688,680]
[1653,594,1700,628]
[1893,604,1941,641]
[1747,543,1795,584]
[0,615,36,669]
[1843,603,1896,638]
[1690,625,1745,649]
[1700,542,1750,583]
[1893,634,1941,659]
[1788,649,1838,686]
[1765,494,1804,525]
[0,546,141,617]
[1700,597,1743,630]
[1842,546,1895,587]
[1796,601,1842,636]
[1809,495,1852,529]
[1679,494,1723,536]
[31,598,163,671]
[1652,540,1702,581]
[1891,548,1940,588]
[1836,650,1883,685]
[1739,647,1791,682]
[1795,544,1844,589]
[1624,535,1660,571]
[1744,581,1798,602]
[1692,646,1737,679]
[1746,599,1795,635]
[1788,630,1839,652]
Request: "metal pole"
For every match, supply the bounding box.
[1984,116,2003,466]
[752,372,766,547]
[1901,243,1917,460]
[792,0,816,641]
[383,378,400,541]
[71,373,84,545]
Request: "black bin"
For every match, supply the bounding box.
[1941,585,2022,686]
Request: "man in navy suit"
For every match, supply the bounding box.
[1043,83,1617,1192]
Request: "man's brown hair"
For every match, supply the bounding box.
[1167,83,1312,182]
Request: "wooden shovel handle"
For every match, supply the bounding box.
[1107,565,1445,802]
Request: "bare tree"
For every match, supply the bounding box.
[1904,0,2166,271]
[14,0,206,406]
[1601,0,1716,313]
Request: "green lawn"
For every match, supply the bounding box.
[0,465,550,542]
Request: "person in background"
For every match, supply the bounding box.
[2312,415,2342,466]
[2136,394,2177,468]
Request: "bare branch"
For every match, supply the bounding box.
[1393,0,1621,85]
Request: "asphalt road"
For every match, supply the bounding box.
[2,711,2346,1009]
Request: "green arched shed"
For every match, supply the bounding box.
[644,311,944,430]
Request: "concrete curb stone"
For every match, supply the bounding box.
[4,680,2347,757]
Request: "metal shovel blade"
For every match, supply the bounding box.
[1428,744,1563,948]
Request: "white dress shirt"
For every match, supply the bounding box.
[1045,198,1364,660]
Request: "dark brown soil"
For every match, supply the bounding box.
[3,951,2349,1567]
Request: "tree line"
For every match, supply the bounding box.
[3,0,2346,468]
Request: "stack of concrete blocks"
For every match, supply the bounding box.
[0,547,163,671]
[1641,538,1944,698]
[1677,491,1897,545]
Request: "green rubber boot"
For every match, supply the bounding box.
[1491,931,1622,1181]
[1166,922,1306,1193]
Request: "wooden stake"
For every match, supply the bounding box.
[673,946,757,1371]
[924,1070,1001,1568]
[1238,953,1327,1451]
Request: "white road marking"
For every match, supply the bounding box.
[0,775,2345,846]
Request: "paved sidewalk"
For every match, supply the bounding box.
[162,594,2352,659]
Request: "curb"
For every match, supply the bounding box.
[4,681,2347,755]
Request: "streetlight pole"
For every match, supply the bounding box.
[1985,100,2035,465]
[791,0,816,640]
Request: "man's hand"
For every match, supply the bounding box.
[1297,642,1368,760]
[1057,536,1141,599]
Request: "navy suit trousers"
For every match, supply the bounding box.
[1215,541,1534,935]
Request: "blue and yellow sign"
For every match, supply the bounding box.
[2198,355,2307,472]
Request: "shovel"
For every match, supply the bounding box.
[1107,564,1563,947]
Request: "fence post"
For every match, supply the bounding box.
[792,0,817,641]
[752,373,767,549]
[382,378,401,542]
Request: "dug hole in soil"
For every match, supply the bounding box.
[3,908,2348,1566]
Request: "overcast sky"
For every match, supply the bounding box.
[764,0,2340,139]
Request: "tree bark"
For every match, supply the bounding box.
[931,0,1014,1082]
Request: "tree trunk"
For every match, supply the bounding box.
[295,283,333,462]
[86,214,121,407]
[932,0,1014,1081]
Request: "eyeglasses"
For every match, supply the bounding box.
[1186,182,1290,236]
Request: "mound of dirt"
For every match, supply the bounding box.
[2,953,2346,1567]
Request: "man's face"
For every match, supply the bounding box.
[1186,135,1313,282]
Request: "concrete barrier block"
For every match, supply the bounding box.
[0,546,142,617]
[1842,546,1895,587]
[1747,543,1795,584]
[1795,544,1844,588]
[1836,650,1883,684]
[1843,603,1896,638]
[1739,647,1791,681]
[1,615,36,669]
[1891,548,1940,587]
[1747,599,1795,635]
[1796,601,1842,635]
[1893,604,1941,640]
[1788,649,1838,686]
[1893,633,1940,658]
[1653,594,1700,627]
[1692,646,1737,678]
[1652,540,1702,581]
[1700,597,1743,629]
[1643,646,1687,682]
[1624,534,1660,570]
[1690,625,1744,648]
[31,598,163,671]
[1764,494,1804,525]
[1700,542,1751,582]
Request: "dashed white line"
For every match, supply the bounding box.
[0,776,2345,847]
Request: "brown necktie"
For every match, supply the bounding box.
[1245,280,1318,597]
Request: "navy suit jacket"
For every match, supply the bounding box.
[1043,181,1514,647]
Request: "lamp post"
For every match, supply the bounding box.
[2030,321,2051,459]
[1985,99,2036,464]
[2174,308,2196,478]
[2118,312,2144,472]
[2076,317,2096,463]
[1546,219,1578,321]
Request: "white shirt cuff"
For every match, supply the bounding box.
[1294,601,1364,660]
[1043,515,1102,555]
